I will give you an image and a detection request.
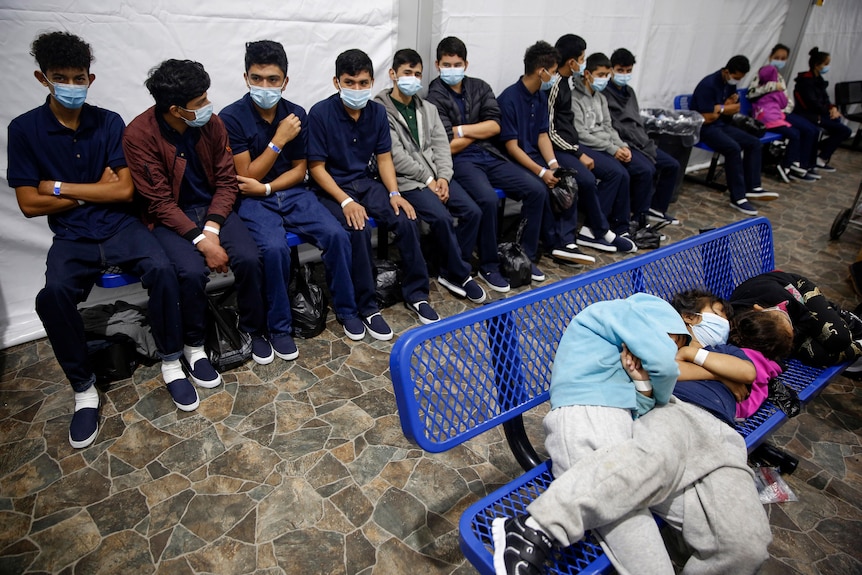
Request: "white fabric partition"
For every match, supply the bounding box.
[0,0,399,348]
[432,0,789,107]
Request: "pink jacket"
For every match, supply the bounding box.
[736,348,783,419]
[751,66,791,129]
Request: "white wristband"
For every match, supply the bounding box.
[192,233,207,245]
[425,176,435,186]
[538,167,547,178]
[268,141,282,154]
[694,348,710,366]
[633,379,653,392]
[457,125,464,138]
[203,225,220,236]
[548,158,558,167]
[77,200,85,206]
[340,197,354,209]
[389,191,401,198]
[264,183,272,196]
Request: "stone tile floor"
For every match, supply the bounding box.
[1,148,861,575]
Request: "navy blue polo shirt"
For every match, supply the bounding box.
[7,99,137,241]
[307,93,391,187]
[220,93,308,184]
[155,114,211,209]
[673,343,751,425]
[690,70,735,123]
[497,78,549,163]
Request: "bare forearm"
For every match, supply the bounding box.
[309,162,350,203]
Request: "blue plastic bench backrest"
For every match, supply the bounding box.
[390,218,775,453]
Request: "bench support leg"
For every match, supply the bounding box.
[503,416,543,472]
[751,442,799,475]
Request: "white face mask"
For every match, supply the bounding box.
[690,312,730,347]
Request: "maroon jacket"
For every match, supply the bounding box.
[123,106,238,240]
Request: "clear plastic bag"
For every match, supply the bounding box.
[640,108,705,146]
[753,466,798,504]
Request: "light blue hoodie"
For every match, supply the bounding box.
[549,293,689,416]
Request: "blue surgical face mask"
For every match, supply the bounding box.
[613,73,632,87]
[540,72,559,92]
[690,312,730,347]
[47,79,88,109]
[439,67,465,86]
[180,102,213,128]
[820,65,830,74]
[249,84,283,110]
[578,61,587,75]
[338,82,372,110]
[397,76,422,97]
[590,75,610,92]
[770,59,786,70]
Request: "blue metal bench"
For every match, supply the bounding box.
[389,217,847,575]
[674,90,783,192]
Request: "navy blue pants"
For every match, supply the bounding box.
[556,151,608,240]
[36,221,183,392]
[785,113,819,169]
[813,115,852,162]
[524,150,578,249]
[318,177,429,314]
[624,148,657,217]
[579,145,631,235]
[453,152,546,262]
[238,187,357,335]
[152,208,266,347]
[403,181,480,283]
[699,122,762,203]
[651,148,680,214]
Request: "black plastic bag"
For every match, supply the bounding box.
[205,287,252,371]
[87,339,139,386]
[768,377,801,418]
[375,259,403,308]
[550,167,578,214]
[629,218,669,250]
[497,220,532,288]
[731,113,766,137]
[290,263,329,338]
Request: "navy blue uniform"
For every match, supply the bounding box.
[220,94,357,330]
[307,94,429,310]
[7,100,182,391]
[691,71,762,203]
[673,344,751,425]
[498,79,577,250]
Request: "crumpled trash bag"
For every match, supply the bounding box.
[290,263,329,338]
[640,108,705,146]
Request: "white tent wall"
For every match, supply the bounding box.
[0,0,399,349]
[2,0,861,350]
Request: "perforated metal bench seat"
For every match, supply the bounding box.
[389,217,849,574]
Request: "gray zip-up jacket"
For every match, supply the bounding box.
[570,78,626,155]
[374,89,454,192]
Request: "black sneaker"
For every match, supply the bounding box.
[816,160,837,172]
[251,335,275,365]
[775,164,790,183]
[746,188,779,201]
[165,378,200,412]
[731,199,758,216]
[478,270,511,293]
[492,515,553,575]
[551,244,595,265]
[406,301,440,324]
[69,406,100,449]
[271,333,299,361]
[363,313,394,340]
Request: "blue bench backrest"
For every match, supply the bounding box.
[390,218,775,453]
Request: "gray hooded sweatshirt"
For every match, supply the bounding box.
[373,89,454,192]
[570,77,627,156]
